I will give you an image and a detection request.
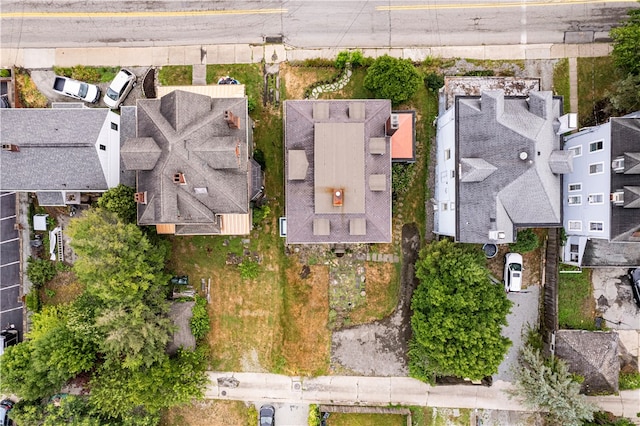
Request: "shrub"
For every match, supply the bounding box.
[509,229,540,253]
[619,371,640,390]
[335,50,366,69]
[335,51,351,69]
[189,296,210,340]
[308,404,321,426]
[26,291,41,313]
[26,257,58,287]
[424,72,444,92]
[252,205,271,226]
[392,163,414,195]
[0,69,10,77]
[364,55,422,106]
[97,184,137,224]
[238,259,260,280]
[247,96,258,114]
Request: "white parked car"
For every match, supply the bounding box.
[504,252,523,293]
[52,76,101,103]
[103,68,136,109]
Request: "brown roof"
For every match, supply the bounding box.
[284,100,392,244]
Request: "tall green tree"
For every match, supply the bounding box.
[67,209,169,305]
[610,8,640,76]
[512,345,597,425]
[363,55,422,106]
[409,239,512,382]
[97,184,137,223]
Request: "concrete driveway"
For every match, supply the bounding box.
[592,268,640,330]
[253,402,308,426]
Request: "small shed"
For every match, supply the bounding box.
[166,301,196,356]
[33,213,49,231]
[555,330,620,395]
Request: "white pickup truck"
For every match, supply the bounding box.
[53,76,101,103]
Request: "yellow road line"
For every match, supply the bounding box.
[0,9,287,19]
[377,0,638,10]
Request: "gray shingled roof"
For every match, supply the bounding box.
[609,117,640,242]
[455,91,563,243]
[133,90,250,228]
[555,330,619,395]
[284,100,392,244]
[0,108,111,191]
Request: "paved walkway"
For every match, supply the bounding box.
[0,43,612,69]
[207,372,640,419]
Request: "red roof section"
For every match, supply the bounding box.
[390,112,415,161]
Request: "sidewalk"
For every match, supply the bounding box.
[206,372,640,419]
[0,43,612,69]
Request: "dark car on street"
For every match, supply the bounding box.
[259,404,275,426]
[627,268,640,309]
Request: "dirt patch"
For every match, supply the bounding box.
[41,271,84,305]
[161,400,250,426]
[330,223,420,376]
[349,262,396,324]
[283,262,330,375]
[280,63,336,99]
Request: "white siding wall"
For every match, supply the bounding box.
[434,107,457,237]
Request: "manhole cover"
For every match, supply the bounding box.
[292,380,302,391]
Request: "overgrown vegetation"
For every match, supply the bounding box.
[619,371,640,390]
[52,65,118,83]
[15,68,48,108]
[509,228,540,253]
[190,295,211,340]
[97,184,137,223]
[553,58,571,112]
[410,239,512,382]
[512,345,597,425]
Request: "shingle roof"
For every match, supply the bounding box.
[133,90,250,228]
[455,90,563,243]
[609,117,640,242]
[0,108,111,191]
[555,330,619,395]
[284,100,392,244]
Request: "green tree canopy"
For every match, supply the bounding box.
[512,345,597,425]
[97,184,137,223]
[67,209,169,305]
[363,55,422,106]
[409,239,512,382]
[611,8,640,76]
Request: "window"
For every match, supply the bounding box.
[568,195,582,205]
[589,221,604,232]
[588,193,604,204]
[110,122,118,130]
[568,183,582,192]
[589,162,604,174]
[99,144,106,151]
[568,220,582,231]
[568,145,582,157]
[589,140,604,152]
[441,203,448,211]
[444,149,451,160]
[570,244,579,253]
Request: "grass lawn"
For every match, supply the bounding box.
[553,58,571,113]
[412,407,472,426]
[206,63,264,108]
[577,56,623,127]
[157,65,193,86]
[558,269,597,330]
[327,412,407,426]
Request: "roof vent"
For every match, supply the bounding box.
[519,152,528,161]
[612,157,625,173]
[333,189,343,207]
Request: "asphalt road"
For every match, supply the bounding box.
[1,0,637,49]
[0,192,23,340]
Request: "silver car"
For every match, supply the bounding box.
[103,68,136,109]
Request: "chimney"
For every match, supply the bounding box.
[2,143,20,152]
[386,114,400,136]
[224,110,240,129]
[134,191,147,204]
[332,189,343,207]
[173,173,186,185]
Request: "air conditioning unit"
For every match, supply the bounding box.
[390,113,400,130]
[489,230,506,240]
[612,157,625,173]
[611,190,624,206]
